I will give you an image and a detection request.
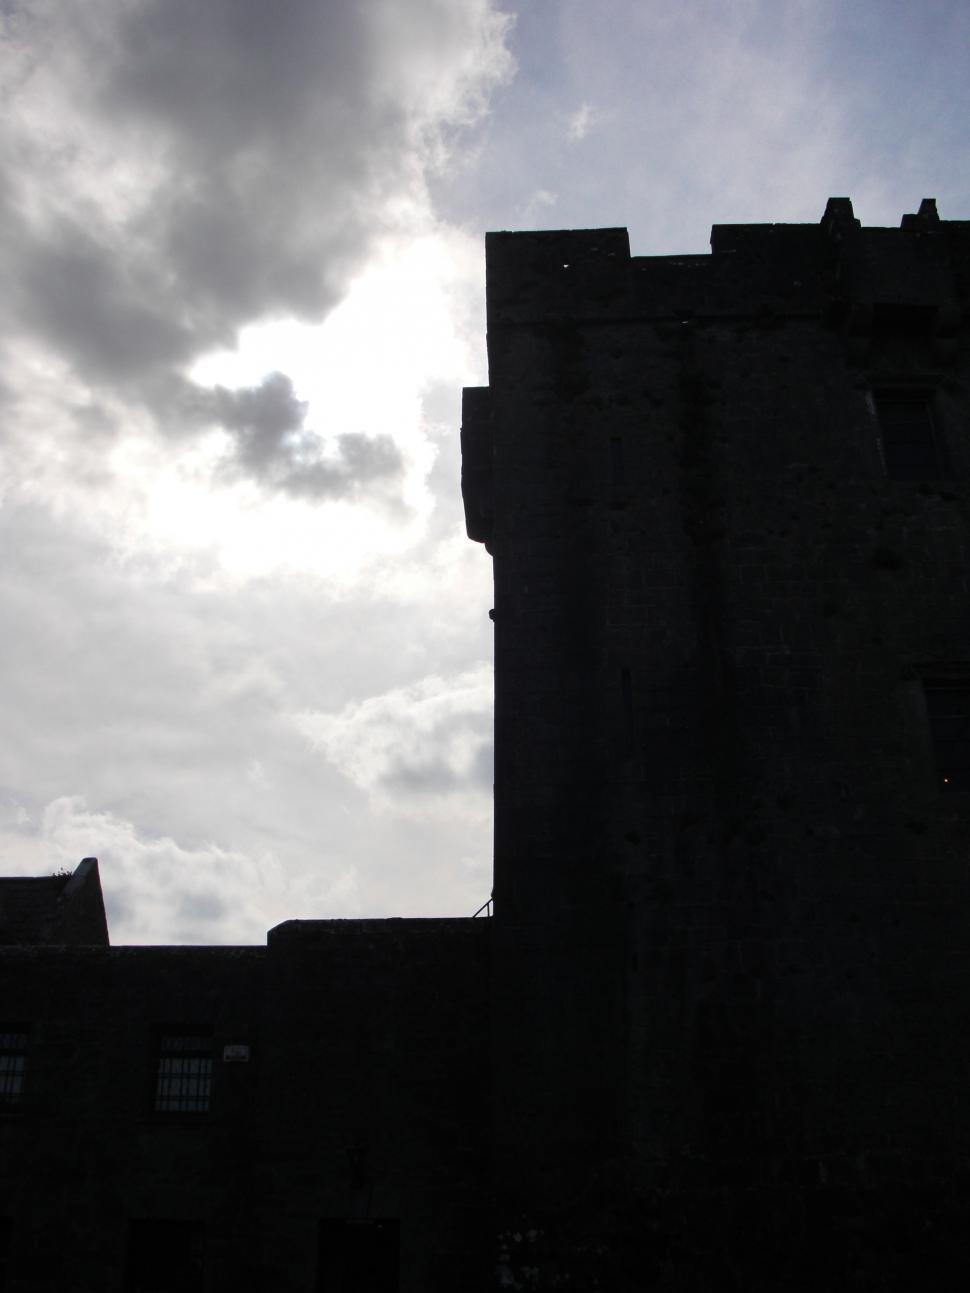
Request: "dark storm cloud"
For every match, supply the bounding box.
[1,0,512,492]
[206,372,404,500]
[17,221,193,384]
[213,373,309,462]
[104,0,371,159]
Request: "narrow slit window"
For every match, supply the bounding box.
[154,1034,212,1114]
[0,1028,28,1109]
[874,390,944,480]
[609,436,625,487]
[621,667,635,755]
[924,680,970,791]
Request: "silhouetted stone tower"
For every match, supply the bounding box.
[463,199,970,1286]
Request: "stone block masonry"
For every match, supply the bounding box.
[464,198,970,1290]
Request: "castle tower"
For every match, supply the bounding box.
[463,199,970,1285]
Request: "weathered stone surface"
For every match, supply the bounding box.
[472,199,970,1288]
[0,920,489,1291]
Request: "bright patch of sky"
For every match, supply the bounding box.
[180,228,484,578]
[1,0,968,941]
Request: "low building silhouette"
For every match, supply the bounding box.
[0,867,486,1290]
[2,197,969,1289]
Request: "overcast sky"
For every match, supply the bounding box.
[1,0,968,943]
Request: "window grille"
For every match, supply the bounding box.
[154,1035,212,1114]
[0,1030,28,1108]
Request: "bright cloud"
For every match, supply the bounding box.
[295,665,493,816]
[1,0,512,531]
[39,795,283,944]
[0,0,511,599]
[519,189,558,225]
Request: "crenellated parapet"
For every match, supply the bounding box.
[478,198,970,335]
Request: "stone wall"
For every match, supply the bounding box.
[466,199,970,1288]
[0,918,489,1291]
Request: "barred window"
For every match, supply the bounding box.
[154,1035,212,1114]
[0,1029,28,1109]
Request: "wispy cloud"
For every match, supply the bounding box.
[40,795,280,944]
[566,101,596,141]
[519,188,558,225]
[295,665,493,816]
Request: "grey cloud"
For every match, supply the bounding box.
[296,664,494,811]
[383,739,493,796]
[213,372,308,463]
[2,0,512,492]
[0,495,493,939]
[177,890,227,924]
[375,705,492,796]
[470,740,494,790]
[16,221,193,385]
[102,887,134,934]
[280,435,405,502]
[205,371,404,500]
[384,758,463,795]
[104,0,371,156]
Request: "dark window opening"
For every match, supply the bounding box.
[621,667,635,755]
[316,1219,399,1293]
[874,390,944,480]
[0,1029,28,1109]
[124,1220,205,1293]
[154,1034,212,1114]
[924,680,970,791]
[609,436,625,487]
